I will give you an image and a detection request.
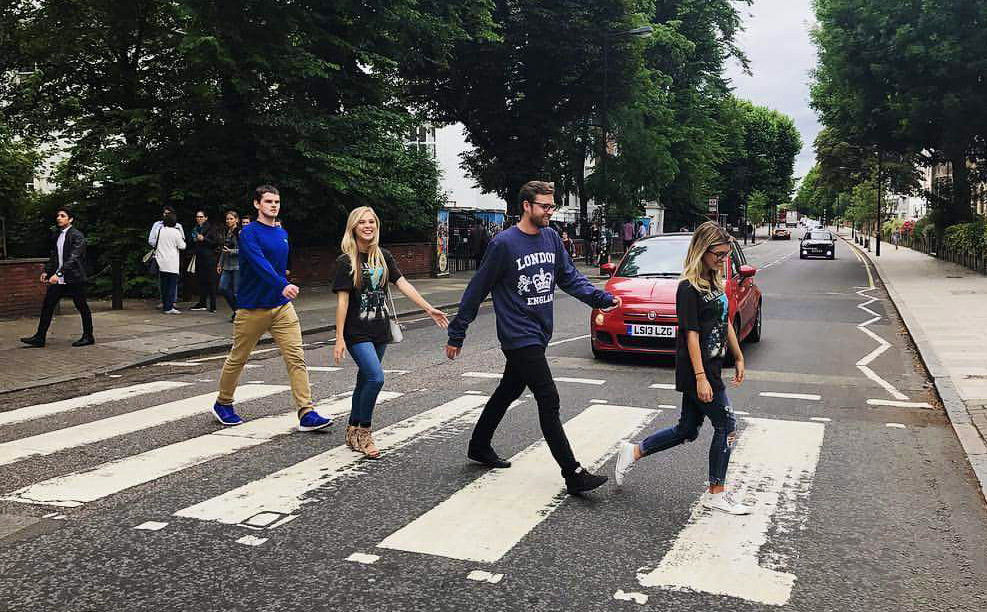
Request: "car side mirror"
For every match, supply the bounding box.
[600,263,616,277]
[739,264,757,278]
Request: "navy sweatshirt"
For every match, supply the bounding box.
[237,222,291,310]
[448,226,615,350]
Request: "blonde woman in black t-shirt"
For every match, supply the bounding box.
[332,206,449,458]
[613,221,751,515]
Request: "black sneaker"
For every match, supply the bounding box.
[467,444,511,468]
[71,335,95,347]
[565,468,608,494]
[189,304,208,311]
[19,335,45,348]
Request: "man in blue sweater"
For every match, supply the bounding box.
[212,185,332,432]
[446,180,621,494]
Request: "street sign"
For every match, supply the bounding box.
[708,197,718,214]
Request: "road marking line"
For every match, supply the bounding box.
[613,590,649,605]
[649,383,676,390]
[867,399,931,408]
[886,423,907,429]
[858,366,910,400]
[734,411,751,416]
[467,570,504,584]
[237,535,268,546]
[810,417,832,422]
[0,393,402,508]
[383,370,409,375]
[377,404,658,562]
[461,372,501,379]
[590,399,609,404]
[157,361,206,367]
[637,417,825,606]
[464,390,485,395]
[554,376,606,385]
[0,385,287,468]
[658,404,677,409]
[0,381,191,427]
[134,521,168,531]
[547,334,591,347]
[173,394,491,527]
[759,392,821,401]
[307,366,342,372]
[346,552,379,565]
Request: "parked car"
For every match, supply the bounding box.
[592,233,762,358]
[772,227,791,240]
[800,230,836,259]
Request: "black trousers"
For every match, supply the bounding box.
[36,282,93,338]
[194,254,217,309]
[470,344,581,476]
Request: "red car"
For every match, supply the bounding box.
[591,233,762,358]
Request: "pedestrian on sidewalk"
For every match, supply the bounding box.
[211,185,333,432]
[333,206,449,458]
[20,208,95,348]
[445,180,622,495]
[561,230,574,257]
[155,212,186,314]
[622,219,634,252]
[189,209,219,312]
[613,221,751,515]
[149,205,183,308]
[218,209,240,321]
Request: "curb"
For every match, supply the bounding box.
[839,234,987,502]
[0,298,474,396]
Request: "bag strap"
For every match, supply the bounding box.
[152,225,163,256]
[387,284,400,324]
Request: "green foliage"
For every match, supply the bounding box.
[746,190,770,226]
[0,118,43,257]
[942,220,986,255]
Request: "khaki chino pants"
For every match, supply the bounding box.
[218,303,313,414]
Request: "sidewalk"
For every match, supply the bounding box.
[837,228,987,498]
[0,264,599,394]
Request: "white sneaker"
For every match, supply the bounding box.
[702,492,752,515]
[614,441,636,486]
[165,308,181,315]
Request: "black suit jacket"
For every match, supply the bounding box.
[44,226,88,284]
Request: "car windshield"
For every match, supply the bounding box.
[807,231,831,240]
[616,239,690,277]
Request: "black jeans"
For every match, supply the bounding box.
[470,345,580,476]
[195,254,217,309]
[36,282,93,338]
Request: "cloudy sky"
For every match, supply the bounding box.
[724,0,820,181]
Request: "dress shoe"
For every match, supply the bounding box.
[19,335,45,348]
[72,335,95,347]
[467,444,512,468]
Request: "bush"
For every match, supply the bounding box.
[942,220,986,255]
[912,214,933,238]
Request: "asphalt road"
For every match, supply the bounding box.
[1,233,986,612]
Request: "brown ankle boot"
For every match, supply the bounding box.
[345,425,359,450]
[356,427,381,459]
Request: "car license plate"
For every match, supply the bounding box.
[625,324,677,338]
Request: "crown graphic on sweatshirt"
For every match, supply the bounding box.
[532,267,553,293]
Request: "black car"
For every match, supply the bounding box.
[800,230,836,259]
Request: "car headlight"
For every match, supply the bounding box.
[594,312,605,326]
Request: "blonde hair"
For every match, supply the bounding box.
[681,221,730,296]
[341,206,387,289]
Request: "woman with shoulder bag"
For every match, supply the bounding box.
[155,213,186,314]
[190,209,219,312]
[332,206,449,458]
[217,209,240,321]
[613,221,751,515]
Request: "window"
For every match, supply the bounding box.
[409,124,436,158]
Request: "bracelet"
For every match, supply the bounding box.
[695,371,705,378]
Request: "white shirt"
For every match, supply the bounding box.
[154,226,186,274]
[149,220,184,246]
[55,226,70,283]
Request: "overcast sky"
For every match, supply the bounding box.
[724,0,820,181]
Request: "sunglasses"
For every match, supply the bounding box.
[706,248,730,261]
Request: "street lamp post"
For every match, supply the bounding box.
[875,150,882,257]
[596,25,653,266]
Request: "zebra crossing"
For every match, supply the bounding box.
[0,374,833,606]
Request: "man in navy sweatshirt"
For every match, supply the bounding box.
[211,185,333,432]
[446,180,621,494]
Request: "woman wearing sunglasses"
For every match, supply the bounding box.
[614,221,750,515]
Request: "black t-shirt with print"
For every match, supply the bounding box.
[332,250,404,345]
[674,279,729,394]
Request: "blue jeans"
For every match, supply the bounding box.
[639,389,736,486]
[159,272,178,312]
[219,269,239,312]
[348,341,387,426]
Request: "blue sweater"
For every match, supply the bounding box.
[448,226,615,350]
[236,222,291,309]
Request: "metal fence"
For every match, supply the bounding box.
[900,233,987,275]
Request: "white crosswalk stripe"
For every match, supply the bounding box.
[377,404,658,562]
[1,392,403,508]
[173,394,493,528]
[0,381,191,427]
[0,385,287,467]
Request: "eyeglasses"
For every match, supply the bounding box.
[531,201,556,213]
[706,248,730,261]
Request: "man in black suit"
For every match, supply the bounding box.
[20,208,95,347]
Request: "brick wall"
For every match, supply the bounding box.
[289,242,435,287]
[0,259,48,318]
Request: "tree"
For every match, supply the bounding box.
[0,118,42,257]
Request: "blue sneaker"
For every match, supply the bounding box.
[212,402,244,426]
[298,410,333,432]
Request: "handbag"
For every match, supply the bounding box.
[386,287,403,343]
[144,227,161,275]
[187,254,197,274]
